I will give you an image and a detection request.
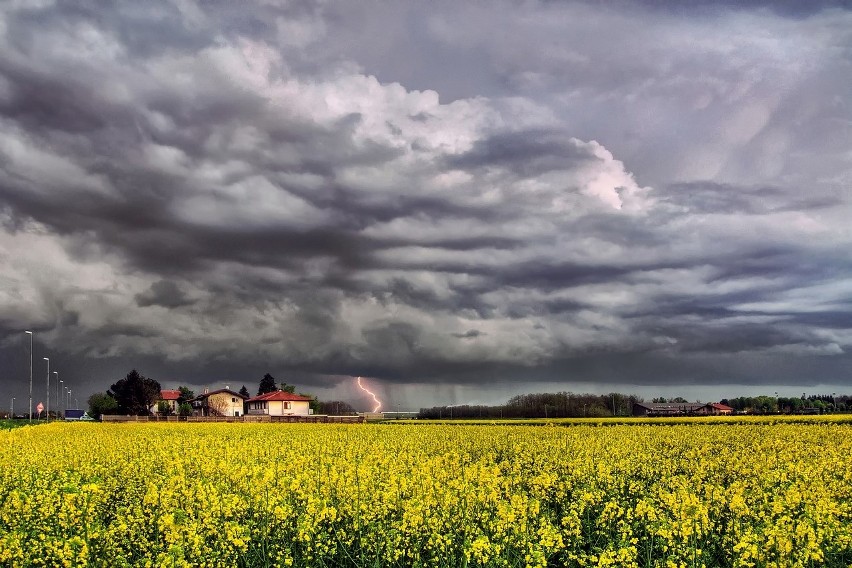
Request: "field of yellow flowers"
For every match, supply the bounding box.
[1,422,851,567]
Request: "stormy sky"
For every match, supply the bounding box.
[1,1,851,411]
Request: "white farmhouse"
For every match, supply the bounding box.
[190,388,248,417]
[246,391,313,416]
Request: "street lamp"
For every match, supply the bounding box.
[43,357,49,422]
[24,331,32,421]
[54,372,60,416]
[9,397,13,420]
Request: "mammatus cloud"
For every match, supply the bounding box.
[0,1,850,406]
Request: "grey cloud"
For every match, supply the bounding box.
[135,280,195,308]
[451,329,486,339]
[448,130,600,177]
[653,183,841,215]
[632,0,851,18]
[357,322,425,369]
[1,0,851,409]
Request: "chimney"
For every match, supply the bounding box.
[204,387,209,395]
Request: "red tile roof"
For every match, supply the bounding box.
[710,403,734,411]
[246,391,313,403]
[159,390,182,401]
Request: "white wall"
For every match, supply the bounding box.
[268,400,310,416]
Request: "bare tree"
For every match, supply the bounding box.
[206,395,229,417]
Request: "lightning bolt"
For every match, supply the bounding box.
[356,376,382,413]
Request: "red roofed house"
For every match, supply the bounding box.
[246,391,313,417]
[704,402,734,415]
[152,389,182,415]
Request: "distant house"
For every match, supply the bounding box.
[152,389,182,415]
[632,402,735,417]
[246,391,313,417]
[704,402,734,415]
[633,402,705,416]
[191,388,248,417]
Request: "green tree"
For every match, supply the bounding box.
[88,392,118,419]
[258,373,278,395]
[177,386,195,405]
[178,402,193,417]
[108,369,161,415]
[754,395,777,414]
[157,401,173,416]
[238,385,250,398]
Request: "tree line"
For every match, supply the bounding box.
[417,391,852,420]
[721,394,851,414]
[418,392,643,420]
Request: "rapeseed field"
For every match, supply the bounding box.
[1,422,850,567]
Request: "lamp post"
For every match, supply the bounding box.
[43,357,49,422]
[10,397,13,420]
[24,331,32,421]
[55,372,60,416]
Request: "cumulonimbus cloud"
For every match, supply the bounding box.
[0,1,850,396]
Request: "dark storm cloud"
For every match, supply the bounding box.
[448,130,600,177]
[0,0,850,408]
[451,329,486,339]
[135,281,195,308]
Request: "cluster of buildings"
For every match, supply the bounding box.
[632,401,734,417]
[152,388,313,417]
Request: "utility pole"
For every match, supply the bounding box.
[24,331,32,421]
[43,357,50,422]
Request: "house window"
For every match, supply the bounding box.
[232,397,237,403]
[284,402,291,409]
